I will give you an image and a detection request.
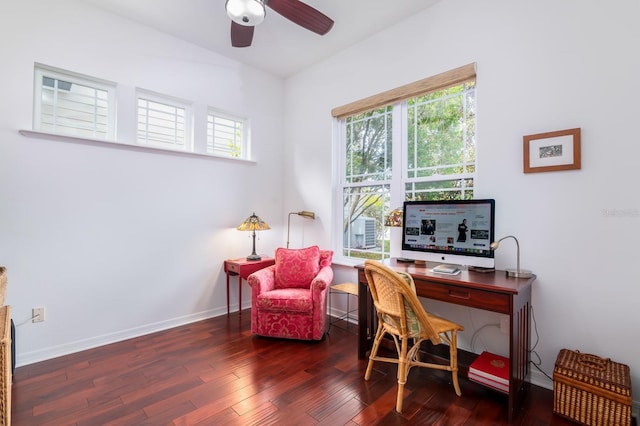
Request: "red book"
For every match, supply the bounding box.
[468,371,509,392]
[468,351,509,390]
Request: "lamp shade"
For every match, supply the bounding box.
[237,212,270,260]
[225,0,265,26]
[286,210,316,248]
[237,213,270,232]
[295,210,315,219]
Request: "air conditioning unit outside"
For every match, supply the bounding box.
[344,217,377,249]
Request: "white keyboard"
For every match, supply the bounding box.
[432,264,460,274]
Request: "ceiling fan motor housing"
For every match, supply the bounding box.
[226,0,266,27]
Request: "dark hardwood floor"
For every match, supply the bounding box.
[12,311,577,425]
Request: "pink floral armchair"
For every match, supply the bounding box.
[248,246,333,340]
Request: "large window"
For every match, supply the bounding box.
[333,64,477,262]
[33,65,116,140]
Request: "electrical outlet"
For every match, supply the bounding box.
[32,307,45,323]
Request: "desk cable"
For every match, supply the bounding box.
[529,305,553,381]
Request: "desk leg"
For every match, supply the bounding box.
[508,287,532,422]
[357,280,372,359]
[226,272,230,315]
[238,278,242,315]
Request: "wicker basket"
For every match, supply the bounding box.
[0,267,6,306]
[553,349,631,426]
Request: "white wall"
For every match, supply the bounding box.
[0,0,286,365]
[285,0,640,408]
[2,0,639,413]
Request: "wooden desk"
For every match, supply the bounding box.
[356,259,535,422]
[224,257,275,315]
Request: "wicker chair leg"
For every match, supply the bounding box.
[364,323,384,381]
[396,382,405,413]
[449,331,461,396]
[395,336,409,413]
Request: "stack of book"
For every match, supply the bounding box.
[468,351,509,392]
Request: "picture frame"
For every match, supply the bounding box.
[523,128,581,173]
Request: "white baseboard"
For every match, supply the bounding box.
[17,307,225,367]
[529,367,553,390]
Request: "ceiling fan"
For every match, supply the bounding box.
[225,0,334,47]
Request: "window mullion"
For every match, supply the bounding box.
[52,82,59,133]
[390,103,404,208]
[92,89,98,137]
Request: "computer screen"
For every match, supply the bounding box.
[401,199,495,269]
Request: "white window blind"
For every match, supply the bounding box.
[33,65,116,140]
[137,93,191,151]
[207,111,247,159]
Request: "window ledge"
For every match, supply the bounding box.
[331,257,365,268]
[19,130,256,163]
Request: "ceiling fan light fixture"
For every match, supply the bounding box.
[226,0,265,27]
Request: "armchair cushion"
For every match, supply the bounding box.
[274,246,320,289]
[256,288,312,313]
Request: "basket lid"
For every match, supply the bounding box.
[554,349,631,396]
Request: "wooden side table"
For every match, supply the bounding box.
[224,257,275,315]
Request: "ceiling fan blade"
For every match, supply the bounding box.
[266,0,334,36]
[231,21,254,47]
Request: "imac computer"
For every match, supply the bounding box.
[400,199,495,272]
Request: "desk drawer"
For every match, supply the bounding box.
[226,262,241,274]
[415,281,510,314]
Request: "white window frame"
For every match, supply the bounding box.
[332,67,477,265]
[207,109,249,159]
[33,64,116,140]
[136,89,193,152]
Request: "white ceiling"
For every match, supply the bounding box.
[78,0,441,77]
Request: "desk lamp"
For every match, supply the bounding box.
[237,212,270,260]
[286,211,315,248]
[490,235,533,278]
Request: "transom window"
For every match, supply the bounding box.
[136,91,192,151]
[32,64,254,160]
[207,110,248,159]
[33,65,116,140]
[333,64,477,262]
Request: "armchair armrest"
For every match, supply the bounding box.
[311,265,334,298]
[248,265,276,295]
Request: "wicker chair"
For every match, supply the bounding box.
[363,260,464,413]
[0,267,10,426]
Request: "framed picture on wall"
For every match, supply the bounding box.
[523,128,581,173]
